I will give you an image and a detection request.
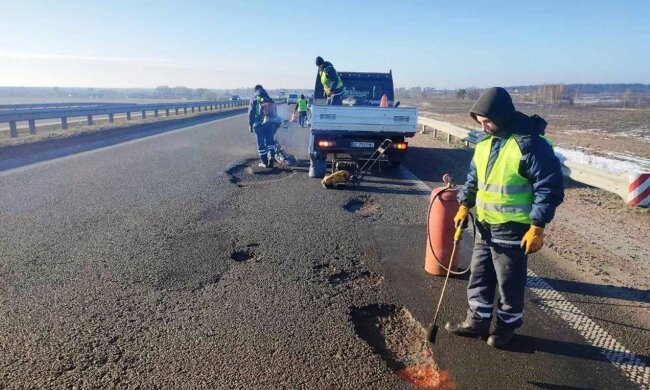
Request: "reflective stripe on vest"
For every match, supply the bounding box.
[474,136,534,224]
[297,98,308,112]
[320,65,343,94]
[254,96,262,120]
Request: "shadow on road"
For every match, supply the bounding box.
[404,145,474,185]
[527,381,602,390]
[539,277,650,304]
[506,334,650,366]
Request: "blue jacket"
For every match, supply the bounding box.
[459,89,564,239]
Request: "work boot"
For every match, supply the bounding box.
[444,321,489,339]
[258,156,268,168]
[487,326,516,348]
[267,151,275,168]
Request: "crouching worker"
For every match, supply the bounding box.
[445,87,564,348]
[248,85,280,168]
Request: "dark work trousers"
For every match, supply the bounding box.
[253,122,276,164]
[326,92,343,106]
[298,111,307,127]
[465,223,528,329]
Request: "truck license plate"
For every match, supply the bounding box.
[351,142,375,148]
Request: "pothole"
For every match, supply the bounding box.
[343,195,378,217]
[224,160,296,188]
[350,304,454,389]
[230,246,256,262]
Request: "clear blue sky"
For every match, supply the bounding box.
[0,0,648,89]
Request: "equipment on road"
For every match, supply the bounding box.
[321,139,391,188]
[425,174,475,343]
[274,138,297,167]
[428,223,464,343]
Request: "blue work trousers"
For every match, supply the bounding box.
[465,223,528,329]
[253,122,277,163]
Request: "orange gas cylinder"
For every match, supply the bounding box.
[379,94,388,107]
[425,185,461,276]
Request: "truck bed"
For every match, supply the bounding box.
[310,105,417,136]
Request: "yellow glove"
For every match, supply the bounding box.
[521,225,544,254]
[453,205,469,228]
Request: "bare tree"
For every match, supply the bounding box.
[623,88,631,108]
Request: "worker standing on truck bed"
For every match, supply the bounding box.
[294,94,308,127]
[446,87,564,348]
[248,85,278,168]
[315,56,344,106]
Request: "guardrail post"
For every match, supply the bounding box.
[141,111,146,119]
[9,121,17,138]
[154,110,159,117]
[28,119,36,135]
[191,107,195,113]
[433,128,438,138]
[108,113,114,123]
[61,117,68,130]
[446,133,451,143]
[198,106,202,112]
[184,107,187,114]
[87,115,93,125]
[126,112,131,120]
[175,108,179,115]
[165,109,170,117]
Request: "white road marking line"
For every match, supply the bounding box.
[400,165,649,389]
[527,270,649,390]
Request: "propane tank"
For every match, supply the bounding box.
[379,94,388,108]
[425,174,461,276]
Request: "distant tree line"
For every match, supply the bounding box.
[508,83,650,94]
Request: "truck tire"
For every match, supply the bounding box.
[309,157,327,178]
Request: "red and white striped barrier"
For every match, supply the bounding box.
[628,173,650,207]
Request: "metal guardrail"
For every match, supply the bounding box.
[418,116,649,207]
[0,99,251,138]
[0,102,128,111]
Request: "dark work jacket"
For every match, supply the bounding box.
[458,110,565,242]
[247,88,272,127]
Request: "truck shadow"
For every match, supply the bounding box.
[404,145,474,185]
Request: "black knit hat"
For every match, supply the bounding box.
[315,56,324,66]
[254,84,263,92]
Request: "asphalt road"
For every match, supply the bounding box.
[0,105,647,389]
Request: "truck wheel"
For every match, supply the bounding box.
[309,157,327,178]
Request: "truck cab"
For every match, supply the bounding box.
[308,71,417,178]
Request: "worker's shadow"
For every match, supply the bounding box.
[504,334,650,366]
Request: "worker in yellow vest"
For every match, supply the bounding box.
[294,94,309,127]
[446,87,564,348]
[315,56,344,105]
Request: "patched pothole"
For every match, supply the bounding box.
[350,304,454,389]
[343,195,378,218]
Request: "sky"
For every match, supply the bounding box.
[0,0,648,90]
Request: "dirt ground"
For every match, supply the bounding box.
[404,99,650,290]
[405,97,650,160]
